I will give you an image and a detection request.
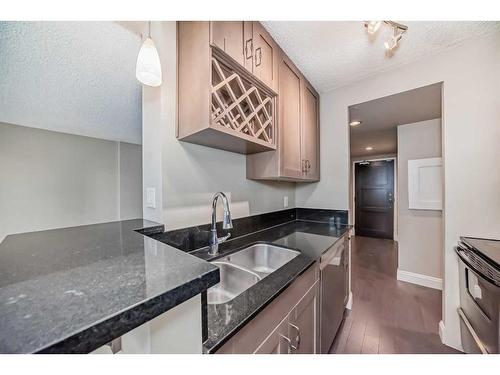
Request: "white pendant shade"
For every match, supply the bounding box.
[136,37,162,87]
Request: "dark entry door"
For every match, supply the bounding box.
[355,160,394,239]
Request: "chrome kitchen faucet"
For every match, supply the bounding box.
[208,192,233,256]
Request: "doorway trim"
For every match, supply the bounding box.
[351,157,398,241]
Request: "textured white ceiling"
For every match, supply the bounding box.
[263,21,500,92]
[0,22,142,144]
[349,83,442,158]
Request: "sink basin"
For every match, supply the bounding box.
[207,262,261,305]
[219,244,300,276]
[207,244,300,305]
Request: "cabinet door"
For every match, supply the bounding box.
[289,281,320,354]
[210,21,245,67]
[279,54,303,179]
[254,317,290,354]
[301,82,320,181]
[252,22,279,91]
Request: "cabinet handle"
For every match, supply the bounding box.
[302,159,306,174]
[280,334,298,351]
[304,160,311,173]
[255,47,262,67]
[289,323,301,350]
[245,38,253,59]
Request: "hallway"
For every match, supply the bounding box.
[330,236,459,354]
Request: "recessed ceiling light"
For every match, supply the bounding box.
[349,120,362,126]
[365,146,373,151]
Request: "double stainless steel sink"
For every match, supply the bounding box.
[207,244,300,305]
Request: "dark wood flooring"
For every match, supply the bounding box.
[329,236,460,354]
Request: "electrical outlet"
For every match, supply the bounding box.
[146,188,156,208]
[283,196,289,208]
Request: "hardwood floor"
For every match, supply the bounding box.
[329,236,460,354]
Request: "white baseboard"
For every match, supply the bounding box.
[438,320,445,343]
[346,291,353,310]
[439,320,464,352]
[397,269,442,290]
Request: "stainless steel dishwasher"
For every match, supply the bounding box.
[320,234,349,353]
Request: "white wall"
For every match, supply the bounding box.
[0,122,142,242]
[142,22,295,230]
[397,119,443,280]
[296,32,500,350]
[0,22,142,145]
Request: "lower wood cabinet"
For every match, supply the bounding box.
[215,263,320,354]
[289,280,319,353]
[254,316,290,354]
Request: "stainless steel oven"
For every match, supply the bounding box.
[456,237,499,354]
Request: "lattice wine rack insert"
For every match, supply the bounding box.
[211,57,275,145]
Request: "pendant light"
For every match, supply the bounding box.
[136,21,162,87]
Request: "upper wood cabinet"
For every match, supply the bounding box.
[177,21,277,154]
[210,21,245,66]
[280,56,304,179]
[251,22,279,92]
[177,21,320,180]
[301,81,320,181]
[210,21,254,72]
[246,50,320,182]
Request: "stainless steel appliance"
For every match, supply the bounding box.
[456,237,499,354]
[320,234,349,353]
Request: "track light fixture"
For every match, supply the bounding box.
[364,21,408,54]
[365,21,382,34]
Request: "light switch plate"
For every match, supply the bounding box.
[283,196,289,208]
[146,188,156,208]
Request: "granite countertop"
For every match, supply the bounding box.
[194,220,351,353]
[0,219,219,353]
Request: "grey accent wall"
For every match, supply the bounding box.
[142,22,295,230]
[397,119,442,279]
[0,123,142,242]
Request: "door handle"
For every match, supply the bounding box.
[245,38,253,59]
[255,47,262,66]
[280,334,298,351]
[289,323,301,350]
[387,192,393,208]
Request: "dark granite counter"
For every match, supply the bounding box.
[192,220,351,353]
[0,219,219,353]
